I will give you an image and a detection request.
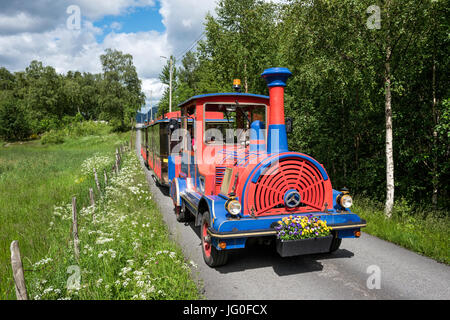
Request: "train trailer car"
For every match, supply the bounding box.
[141,111,230,187]
[156,67,366,267]
[141,111,181,186]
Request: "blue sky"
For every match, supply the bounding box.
[93,5,165,43]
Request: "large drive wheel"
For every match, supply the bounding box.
[201,212,228,267]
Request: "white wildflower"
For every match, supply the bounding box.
[96,237,114,245]
[189,260,198,268]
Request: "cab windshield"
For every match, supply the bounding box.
[204,103,266,145]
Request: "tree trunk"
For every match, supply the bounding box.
[431,24,439,209]
[244,63,248,93]
[385,45,394,218]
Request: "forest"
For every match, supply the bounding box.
[156,0,449,214]
[0,0,448,215]
[0,48,145,139]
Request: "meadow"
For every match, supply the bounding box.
[0,127,200,299]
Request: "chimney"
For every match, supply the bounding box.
[261,67,292,154]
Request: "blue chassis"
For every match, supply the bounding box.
[177,184,366,251]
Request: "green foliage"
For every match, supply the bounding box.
[0,93,32,141]
[40,129,65,145]
[165,0,449,211]
[67,121,112,138]
[99,49,145,128]
[0,48,145,140]
[40,120,113,145]
[354,197,449,264]
[0,138,200,299]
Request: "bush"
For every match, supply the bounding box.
[41,130,65,145]
[40,120,112,145]
[0,94,32,141]
[68,121,112,137]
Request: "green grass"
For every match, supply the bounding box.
[0,132,200,300]
[354,197,449,265]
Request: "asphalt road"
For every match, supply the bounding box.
[135,129,450,300]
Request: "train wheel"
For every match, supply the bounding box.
[175,201,188,222]
[329,234,342,253]
[201,212,228,267]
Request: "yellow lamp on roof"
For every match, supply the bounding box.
[233,79,241,92]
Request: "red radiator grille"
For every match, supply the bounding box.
[245,157,327,216]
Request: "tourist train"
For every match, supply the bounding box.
[140,67,366,267]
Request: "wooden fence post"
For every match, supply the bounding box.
[93,168,101,194]
[72,197,80,261]
[10,240,28,300]
[103,169,108,186]
[89,188,95,207]
[115,152,120,174]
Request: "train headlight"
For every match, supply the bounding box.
[226,199,241,216]
[339,194,353,208]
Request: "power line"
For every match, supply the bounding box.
[175,31,206,61]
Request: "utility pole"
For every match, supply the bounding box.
[150,90,153,121]
[169,56,173,113]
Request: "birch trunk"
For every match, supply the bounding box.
[385,45,394,218]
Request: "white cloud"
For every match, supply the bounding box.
[141,78,165,106]
[0,12,49,35]
[74,0,156,19]
[109,22,123,31]
[159,0,216,58]
[0,0,221,108]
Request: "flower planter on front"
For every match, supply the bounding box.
[274,215,334,257]
[276,235,333,257]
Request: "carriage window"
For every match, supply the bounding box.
[204,103,267,145]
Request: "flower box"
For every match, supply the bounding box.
[276,235,333,257]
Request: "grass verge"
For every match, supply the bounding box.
[354,198,449,265]
[0,132,200,300]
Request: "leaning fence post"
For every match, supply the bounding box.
[72,197,80,261]
[116,148,120,165]
[115,153,120,174]
[103,169,108,186]
[93,168,101,194]
[89,188,95,207]
[10,240,28,300]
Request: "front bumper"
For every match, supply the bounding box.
[209,212,367,239]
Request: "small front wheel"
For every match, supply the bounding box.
[329,236,342,253]
[175,200,188,222]
[201,212,228,267]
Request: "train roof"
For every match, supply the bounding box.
[141,118,232,128]
[177,92,270,108]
